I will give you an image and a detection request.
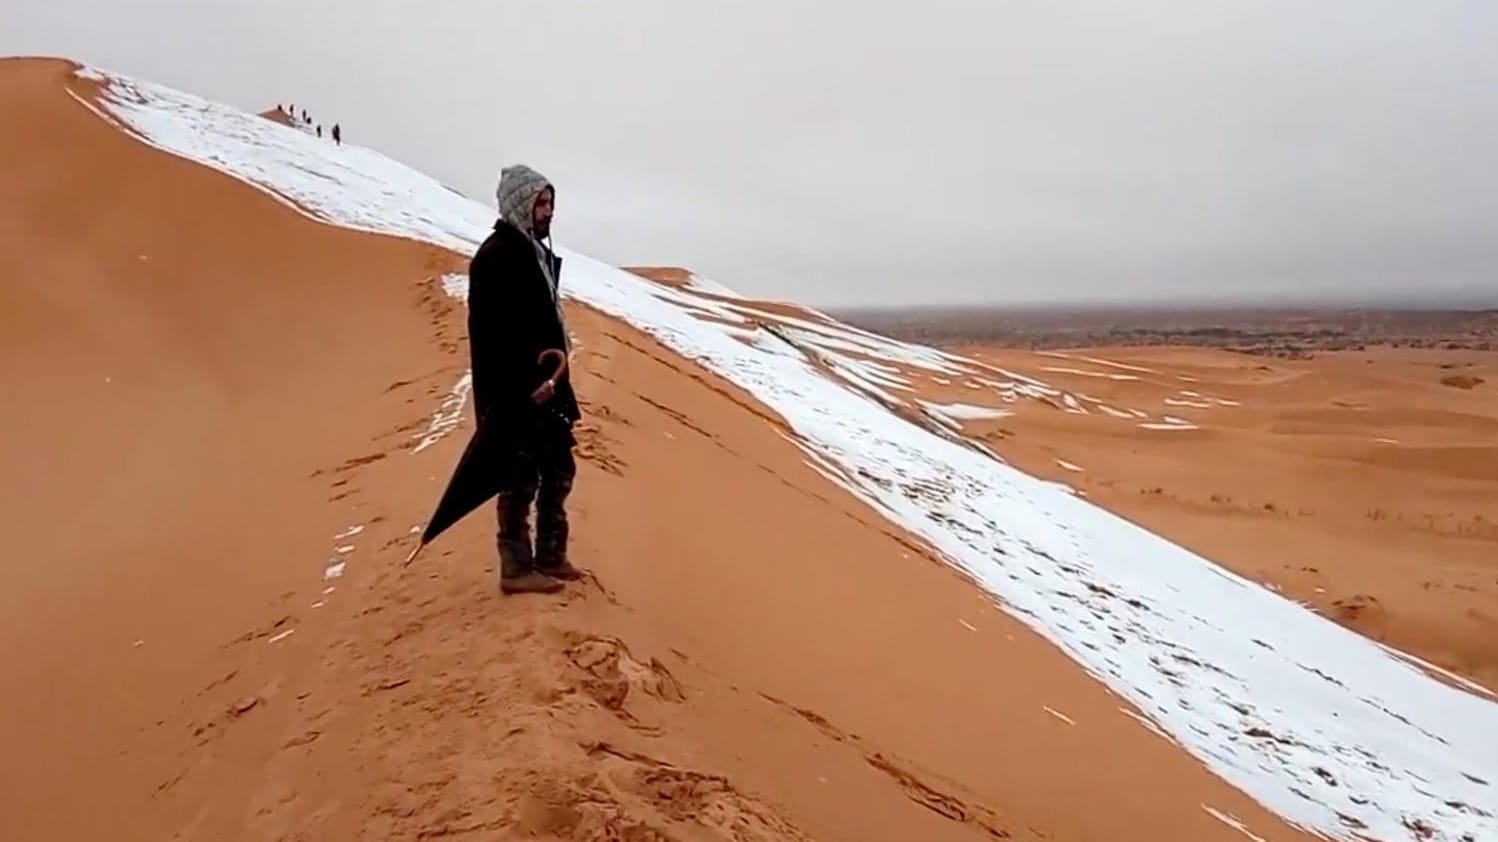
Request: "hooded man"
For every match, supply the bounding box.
[466,164,583,594]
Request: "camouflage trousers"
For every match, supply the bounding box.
[496,442,577,570]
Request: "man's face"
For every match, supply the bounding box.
[532,187,554,238]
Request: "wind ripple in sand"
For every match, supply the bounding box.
[80,65,1498,842]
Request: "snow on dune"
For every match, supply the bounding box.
[1041,365,1141,381]
[1041,350,1160,375]
[918,401,1012,421]
[917,400,1013,429]
[77,65,1498,842]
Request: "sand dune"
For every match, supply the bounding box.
[4,56,1497,842]
[628,272,1498,692]
[0,57,467,840]
[932,344,1498,690]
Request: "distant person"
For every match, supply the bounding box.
[301,108,308,123]
[466,164,581,594]
[316,125,322,138]
[331,123,341,146]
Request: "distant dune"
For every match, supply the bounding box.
[4,56,1496,842]
[936,343,1498,687]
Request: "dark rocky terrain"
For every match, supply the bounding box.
[833,306,1498,358]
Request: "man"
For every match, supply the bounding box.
[466,165,583,594]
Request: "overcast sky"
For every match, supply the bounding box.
[9,2,1498,307]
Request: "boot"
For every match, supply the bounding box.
[497,494,563,595]
[499,544,563,594]
[534,496,582,581]
[535,551,583,581]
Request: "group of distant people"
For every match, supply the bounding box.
[274,103,341,146]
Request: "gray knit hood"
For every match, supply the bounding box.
[495,164,553,237]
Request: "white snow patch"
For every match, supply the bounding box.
[835,357,913,392]
[440,271,469,302]
[1165,398,1213,409]
[1077,355,1157,374]
[1098,405,1136,420]
[1055,459,1085,473]
[1041,351,1158,374]
[1140,422,1201,431]
[1041,366,1140,381]
[1044,706,1077,725]
[822,356,906,405]
[1043,479,1081,496]
[1119,707,1176,743]
[1202,806,1270,842]
[683,273,740,297]
[918,401,1012,421]
[1377,643,1498,701]
[267,628,296,644]
[334,525,364,540]
[412,371,472,454]
[83,65,1498,842]
[323,562,346,581]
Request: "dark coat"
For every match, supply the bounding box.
[466,220,580,445]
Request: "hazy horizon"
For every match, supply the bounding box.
[9,2,1498,308]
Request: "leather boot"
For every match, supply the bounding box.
[497,493,562,594]
[534,484,582,581]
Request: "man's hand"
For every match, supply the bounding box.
[532,348,567,405]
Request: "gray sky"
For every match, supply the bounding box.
[10,1,1498,307]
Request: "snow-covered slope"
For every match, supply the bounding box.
[73,65,1497,842]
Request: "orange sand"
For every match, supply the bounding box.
[0,57,1330,841]
[935,342,1498,689]
[259,106,297,127]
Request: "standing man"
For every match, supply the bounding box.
[331,123,341,146]
[466,165,583,594]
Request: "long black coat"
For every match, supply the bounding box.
[466,220,580,444]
